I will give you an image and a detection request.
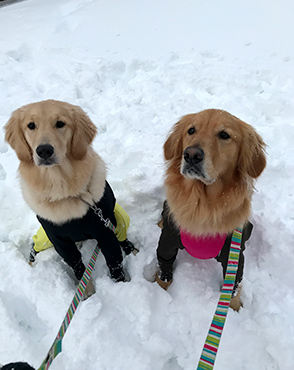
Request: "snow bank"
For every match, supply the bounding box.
[0,1,293,369]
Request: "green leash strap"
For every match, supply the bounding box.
[37,244,100,370]
[197,227,243,370]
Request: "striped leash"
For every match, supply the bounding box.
[38,206,116,370]
[37,244,100,370]
[197,227,243,370]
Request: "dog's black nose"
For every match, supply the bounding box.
[36,144,54,160]
[183,146,204,165]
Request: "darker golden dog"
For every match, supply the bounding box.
[156,109,266,310]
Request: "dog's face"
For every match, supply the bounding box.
[5,100,97,166]
[164,109,266,184]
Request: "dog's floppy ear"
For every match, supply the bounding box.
[71,106,97,160]
[164,119,183,161]
[4,109,32,163]
[238,123,266,178]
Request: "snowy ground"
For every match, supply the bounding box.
[0,0,294,369]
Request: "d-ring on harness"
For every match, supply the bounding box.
[197,227,243,370]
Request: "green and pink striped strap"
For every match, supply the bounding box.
[197,227,243,370]
[37,206,116,370]
[38,244,100,370]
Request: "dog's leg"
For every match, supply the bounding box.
[155,201,181,290]
[229,285,242,312]
[83,278,96,300]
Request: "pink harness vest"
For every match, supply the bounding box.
[180,230,227,259]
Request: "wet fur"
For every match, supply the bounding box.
[5,100,106,224]
[164,109,266,236]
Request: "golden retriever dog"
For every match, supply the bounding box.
[5,100,131,293]
[5,100,105,223]
[156,109,266,311]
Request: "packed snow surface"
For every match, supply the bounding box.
[0,1,293,369]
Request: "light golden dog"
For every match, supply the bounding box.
[5,99,106,224]
[5,100,137,289]
[156,109,266,310]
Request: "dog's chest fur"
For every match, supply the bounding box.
[165,170,252,236]
[19,150,106,224]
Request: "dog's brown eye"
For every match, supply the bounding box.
[188,127,196,135]
[219,131,231,140]
[27,122,36,130]
[56,121,66,128]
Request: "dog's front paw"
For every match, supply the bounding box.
[120,239,139,255]
[110,264,131,282]
[155,273,172,290]
[230,285,243,312]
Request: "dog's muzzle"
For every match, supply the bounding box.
[36,144,56,166]
[181,145,205,176]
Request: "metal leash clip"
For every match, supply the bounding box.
[91,205,111,228]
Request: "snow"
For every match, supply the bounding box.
[0,0,294,369]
